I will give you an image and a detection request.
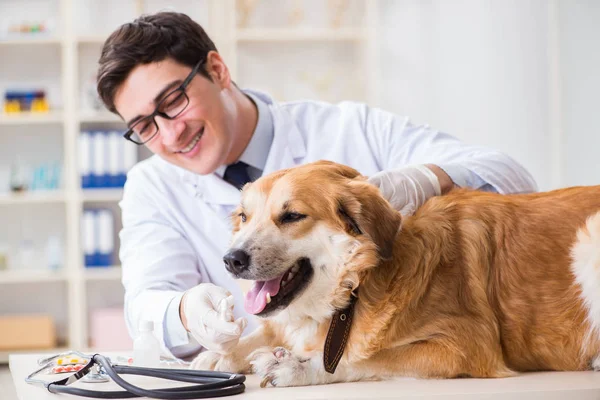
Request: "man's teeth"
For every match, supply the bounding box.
[178,132,202,153]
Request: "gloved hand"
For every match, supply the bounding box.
[368,165,442,216]
[181,283,247,354]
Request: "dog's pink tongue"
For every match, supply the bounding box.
[244,274,284,314]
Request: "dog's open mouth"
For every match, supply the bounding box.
[244,258,313,316]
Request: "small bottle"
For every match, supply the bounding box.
[9,160,28,192]
[133,320,161,368]
[0,243,9,271]
[16,239,35,270]
[45,236,63,271]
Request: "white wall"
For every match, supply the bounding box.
[378,0,553,189]
[377,0,599,191]
[559,0,600,187]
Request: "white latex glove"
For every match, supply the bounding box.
[368,165,442,216]
[182,283,247,354]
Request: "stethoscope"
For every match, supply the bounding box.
[26,351,246,399]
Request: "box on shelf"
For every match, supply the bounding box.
[3,90,51,113]
[0,314,57,350]
[89,307,132,350]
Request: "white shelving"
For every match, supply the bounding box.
[0,111,64,125]
[0,269,67,284]
[0,0,377,356]
[78,111,121,123]
[223,0,377,106]
[235,28,365,42]
[81,189,124,203]
[83,266,122,281]
[0,37,63,46]
[76,35,109,45]
[0,191,67,205]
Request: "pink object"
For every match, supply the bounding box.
[51,364,86,374]
[244,274,284,315]
[89,307,133,350]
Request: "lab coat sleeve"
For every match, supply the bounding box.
[119,167,202,359]
[365,108,538,194]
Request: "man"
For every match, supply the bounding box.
[97,12,537,360]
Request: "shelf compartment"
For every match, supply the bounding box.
[79,111,122,124]
[0,191,66,205]
[84,266,122,281]
[76,35,108,45]
[0,37,63,46]
[235,28,364,42]
[0,269,67,284]
[0,112,63,125]
[81,189,124,203]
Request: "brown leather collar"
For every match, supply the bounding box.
[323,291,358,374]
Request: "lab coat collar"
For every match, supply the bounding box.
[181,92,307,206]
[261,98,307,176]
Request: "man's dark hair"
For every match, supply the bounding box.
[97,11,217,113]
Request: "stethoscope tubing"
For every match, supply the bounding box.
[44,354,246,399]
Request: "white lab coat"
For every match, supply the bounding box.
[119,91,537,355]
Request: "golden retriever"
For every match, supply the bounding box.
[190,160,600,387]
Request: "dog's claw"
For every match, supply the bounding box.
[260,375,272,388]
[250,346,311,387]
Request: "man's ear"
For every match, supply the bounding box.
[338,180,402,260]
[205,50,232,88]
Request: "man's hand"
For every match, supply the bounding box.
[368,164,452,216]
[180,283,247,354]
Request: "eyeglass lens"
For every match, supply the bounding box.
[130,89,190,144]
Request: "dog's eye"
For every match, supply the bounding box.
[280,212,306,224]
[238,212,247,223]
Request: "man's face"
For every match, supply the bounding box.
[114,56,237,175]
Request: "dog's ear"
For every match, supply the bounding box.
[338,180,402,259]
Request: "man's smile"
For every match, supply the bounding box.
[175,127,204,154]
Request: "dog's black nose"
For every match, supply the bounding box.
[223,249,250,275]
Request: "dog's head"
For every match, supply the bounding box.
[224,160,402,320]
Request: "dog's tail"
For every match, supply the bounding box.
[571,211,600,349]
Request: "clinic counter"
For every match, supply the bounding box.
[9,352,600,399]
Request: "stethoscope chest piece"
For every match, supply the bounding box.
[81,364,110,383]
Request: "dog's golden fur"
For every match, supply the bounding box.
[191,161,600,386]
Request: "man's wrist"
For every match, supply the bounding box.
[425,164,454,194]
[179,292,189,331]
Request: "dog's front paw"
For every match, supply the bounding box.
[189,350,249,373]
[249,346,309,387]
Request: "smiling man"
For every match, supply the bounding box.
[96,11,537,360]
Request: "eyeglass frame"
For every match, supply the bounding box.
[123,58,206,145]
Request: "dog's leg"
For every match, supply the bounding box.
[189,325,275,373]
[361,339,515,379]
[249,336,513,387]
[249,347,377,387]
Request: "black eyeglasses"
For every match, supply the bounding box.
[123,59,205,145]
